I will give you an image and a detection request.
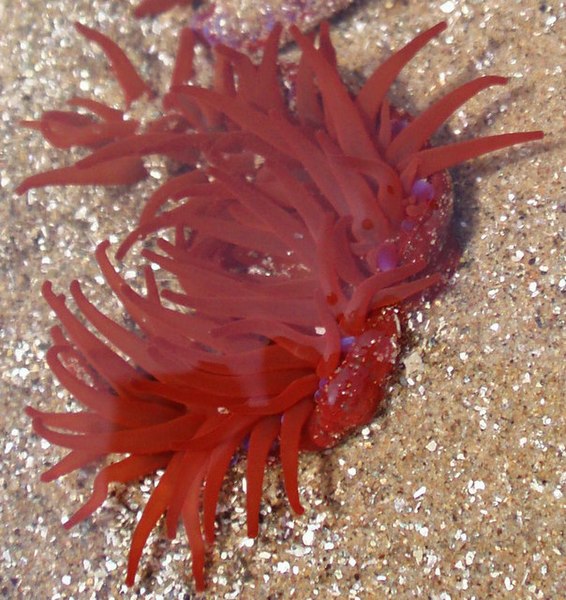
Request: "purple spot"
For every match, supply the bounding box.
[391,118,409,138]
[230,435,249,465]
[412,179,435,203]
[401,219,417,232]
[340,337,355,353]
[314,377,328,402]
[377,243,399,272]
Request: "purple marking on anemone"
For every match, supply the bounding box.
[391,118,409,138]
[230,435,250,466]
[264,13,276,31]
[314,377,328,401]
[377,243,399,272]
[340,336,356,353]
[401,219,417,232]
[412,178,435,203]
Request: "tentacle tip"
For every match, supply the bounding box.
[96,239,112,254]
[49,325,63,338]
[74,22,88,35]
[41,280,55,297]
[74,156,95,169]
[289,24,302,40]
[269,22,283,36]
[15,181,30,195]
[24,405,37,418]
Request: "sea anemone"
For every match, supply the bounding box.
[19,21,542,590]
[134,0,194,18]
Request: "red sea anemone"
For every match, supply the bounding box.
[134,0,194,18]
[18,21,542,590]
